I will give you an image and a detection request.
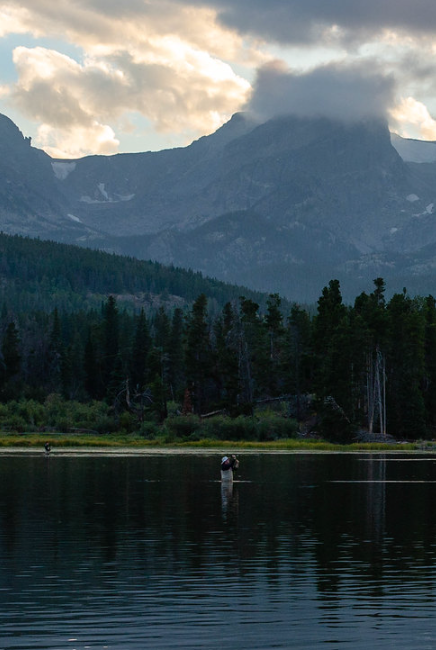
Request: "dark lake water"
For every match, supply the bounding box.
[1,450,436,649]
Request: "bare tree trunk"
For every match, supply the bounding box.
[367,352,375,434]
[367,346,387,436]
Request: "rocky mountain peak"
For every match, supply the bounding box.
[0,114,32,152]
[1,111,436,301]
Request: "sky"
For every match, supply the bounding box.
[2,0,436,158]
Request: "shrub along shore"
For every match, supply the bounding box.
[0,396,433,452]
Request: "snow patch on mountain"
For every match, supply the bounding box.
[52,162,76,180]
[98,183,108,199]
[80,189,135,204]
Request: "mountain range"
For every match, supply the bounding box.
[2,111,436,302]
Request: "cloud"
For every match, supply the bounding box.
[9,47,120,156]
[2,0,436,155]
[37,122,120,159]
[0,0,260,62]
[0,5,33,38]
[247,60,397,124]
[3,1,254,156]
[10,42,251,157]
[390,97,436,140]
[172,0,436,46]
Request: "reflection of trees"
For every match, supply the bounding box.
[3,454,436,607]
[312,455,436,606]
[312,456,388,600]
[363,456,386,546]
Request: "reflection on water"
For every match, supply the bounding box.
[220,479,234,519]
[1,452,436,648]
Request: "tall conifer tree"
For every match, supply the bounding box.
[1,321,21,382]
[130,308,150,391]
[214,302,240,411]
[185,294,214,414]
[423,295,436,431]
[168,308,185,400]
[103,295,120,399]
[386,292,426,438]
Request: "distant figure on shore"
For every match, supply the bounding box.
[44,442,51,454]
[221,454,239,482]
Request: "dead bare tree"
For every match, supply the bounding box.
[367,346,386,435]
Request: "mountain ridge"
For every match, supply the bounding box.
[2,111,436,301]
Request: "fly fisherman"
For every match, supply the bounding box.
[221,454,239,482]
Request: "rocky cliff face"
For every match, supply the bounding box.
[1,111,436,301]
[0,114,80,239]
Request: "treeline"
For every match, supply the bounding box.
[1,277,436,441]
[0,292,296,436]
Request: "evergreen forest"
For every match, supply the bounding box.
[1,233,436,442]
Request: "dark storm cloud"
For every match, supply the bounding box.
[247,60,397,123]
[172,0,436,45]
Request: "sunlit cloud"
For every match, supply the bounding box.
[0,5,33,38]
[37,122,120,159]
[8,36,251,156]
[390,96,436,140]
[0,1,256,155]
[3,0,436,154]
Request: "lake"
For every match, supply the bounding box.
[1,450,436,649]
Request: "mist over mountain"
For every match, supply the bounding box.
[2,111,436,302]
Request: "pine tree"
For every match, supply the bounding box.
[265,293,286,395]
[153,306,170,352]
[1,321,21,381]
[423,295,436,431]
[353,278,389,434]
[287,305,312,418]
[185,294,214,414]
[103,295,120,397]
[214,301,240,411]
[312,279,349,403]
[386,291,426,438]
[47,307,63,391]
[312,280,354,440]
[168,308,185,401]
[84,330,100,399]
[238,296,261,407]
[61,333,85,400]
[130,308,150,391]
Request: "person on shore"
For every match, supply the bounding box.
[221,454,239,482]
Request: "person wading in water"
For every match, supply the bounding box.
[221,454,239,482]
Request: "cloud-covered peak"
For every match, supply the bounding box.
[247,60,396,125]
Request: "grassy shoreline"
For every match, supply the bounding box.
[0,433,433,452]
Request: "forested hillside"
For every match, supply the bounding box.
[0,234,435,442]
[0,233,267,313]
